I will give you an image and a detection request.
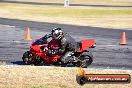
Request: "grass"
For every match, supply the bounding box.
[9,0,132,5]
[0,0,132,28]
[0,66,132,88]
[31,85,48,88]
[26,8,132,16]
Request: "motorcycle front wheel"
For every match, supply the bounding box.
[22,51,33,65]
[22,51,42,65]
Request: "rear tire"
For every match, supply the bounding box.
[80,51,93,68]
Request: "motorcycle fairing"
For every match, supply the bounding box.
[79,39,95,52]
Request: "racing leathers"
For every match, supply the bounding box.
[47,33,79,64]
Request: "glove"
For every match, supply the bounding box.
[47,49,52,54]
[52,50,59,54]
[48,49,58,55]
[43,47,48,51]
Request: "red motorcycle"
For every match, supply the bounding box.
[22,34,96,68]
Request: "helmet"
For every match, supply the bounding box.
[52,28,63,40]
[51,28,61,34]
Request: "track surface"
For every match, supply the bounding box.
[0,17,132,70]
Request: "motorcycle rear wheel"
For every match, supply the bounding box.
[80,51,93,68]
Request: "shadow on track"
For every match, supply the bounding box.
[0,0,132,7]
[11,61,54,66]
[11,61,75,67]
[11,61,25,65]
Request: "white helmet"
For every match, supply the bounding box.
[52,28,63,40]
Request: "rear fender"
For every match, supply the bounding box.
[78,39,95,52]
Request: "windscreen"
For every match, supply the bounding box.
[32,35,52,46]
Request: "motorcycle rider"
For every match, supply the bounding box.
[47,27,79,64]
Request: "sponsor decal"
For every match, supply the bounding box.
[76,67,131,85]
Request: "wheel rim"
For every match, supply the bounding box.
[23,54,32,64]
[24,57,28,64]
[81,56,92,67]
[81,59,88,67]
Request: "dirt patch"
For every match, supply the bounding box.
[0,61,6,65]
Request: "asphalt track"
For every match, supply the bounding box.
[0,17,132,70]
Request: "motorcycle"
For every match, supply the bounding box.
[22,34,96,68]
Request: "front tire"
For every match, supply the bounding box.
[22,51,33,65]
[22,51,42,65]
[34,56,43,66]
